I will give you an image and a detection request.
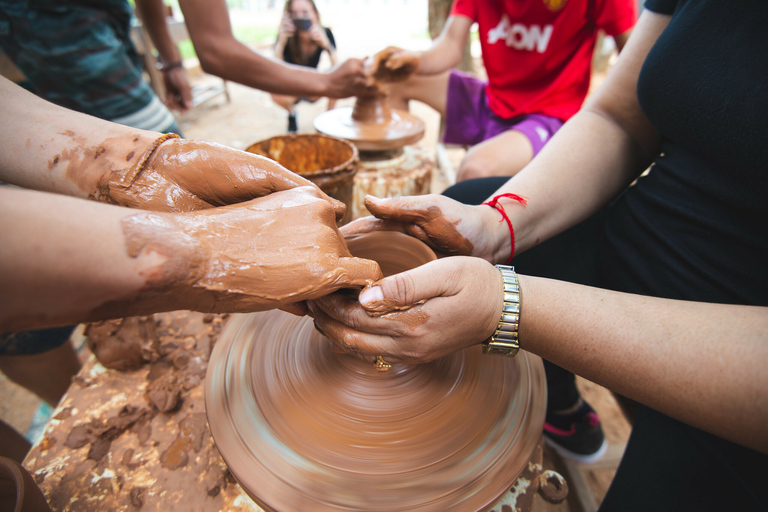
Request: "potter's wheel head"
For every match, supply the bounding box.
[206,313,546,511]
[314,106,425,151]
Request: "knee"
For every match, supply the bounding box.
[456,157,497,182]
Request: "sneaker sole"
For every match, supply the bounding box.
[544,435,608,464]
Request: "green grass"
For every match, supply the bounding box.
[232,25,278,46]
[177,26,276,61]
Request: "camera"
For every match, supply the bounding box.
[292,18,311,31]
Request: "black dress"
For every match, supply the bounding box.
[282,27,336,69]
[444,0,768,509]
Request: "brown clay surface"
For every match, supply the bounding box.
[205,232,548,511]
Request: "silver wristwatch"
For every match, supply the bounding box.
[482,265,520,357]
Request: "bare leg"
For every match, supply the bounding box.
[0,340,81,407]
[271,93,298,113]
[387,71,451,115]
[456,130,534,182]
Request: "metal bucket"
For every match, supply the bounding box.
[245,134,359,225]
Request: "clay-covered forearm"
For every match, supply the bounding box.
[0,189,194,332]
[518,274,768,455]
[485,12,667,257]
[0,77,159,199]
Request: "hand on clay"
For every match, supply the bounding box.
[124,186,383,315]
[162,67,193,113]
[324,58,376,98]
[363,46,420,86]
[98,137,346,220]
[307,256,503,363]
[341,195,506,262]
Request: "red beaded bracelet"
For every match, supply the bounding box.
[482,193,528,264]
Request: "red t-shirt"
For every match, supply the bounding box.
[451,0,636,121]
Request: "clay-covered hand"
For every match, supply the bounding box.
[341,194,506,262]
[97,137,346,220]
[124,186,383,314]
[363,46,420,86]
[162,66,193,113]
[308,256,503,363]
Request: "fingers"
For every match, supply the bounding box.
[364,195,474,256]
[359,258,467,312]
[309,302,385,360]
[364,194,436,223]
[340,215,397,237]
[329,58,370,98]
[337,256,383,288]
[280,301,309,316]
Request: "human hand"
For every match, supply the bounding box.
[125,186,383,314]
[162,67,193,112]
[97,137,346,220]
[363,46,420,86]
[278,13,296,41]
[308,23,331,50]
[323,58,377,98]
[308,256,503,363]
[341,194,508,262]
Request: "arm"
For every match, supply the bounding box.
[415,15,473,75]
[0,187,381,333]
[366,15,472,82]
[484,12,664,259]
[133,0,193,111]
[177,0,367,98]
[613,27,632,52]
[309,257,768,455]
[0,76,344,216]
[345,12,666,264]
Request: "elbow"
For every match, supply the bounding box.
[192,39,232,79]
[195,47,222,77]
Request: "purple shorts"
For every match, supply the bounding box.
[443,70,564,157]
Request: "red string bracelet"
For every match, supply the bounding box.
[482,193,528,264]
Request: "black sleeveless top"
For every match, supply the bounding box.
[602,0,768,307]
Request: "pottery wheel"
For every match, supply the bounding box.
[314,106,425,151]
[206,314,546,511]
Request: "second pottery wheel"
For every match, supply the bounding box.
[206,233,546,511]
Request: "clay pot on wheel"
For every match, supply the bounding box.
[246,134,358,225]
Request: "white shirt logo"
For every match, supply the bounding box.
[487,15,553,53]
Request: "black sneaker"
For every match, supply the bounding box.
[287,112,298,133]
[544,400,607,463]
